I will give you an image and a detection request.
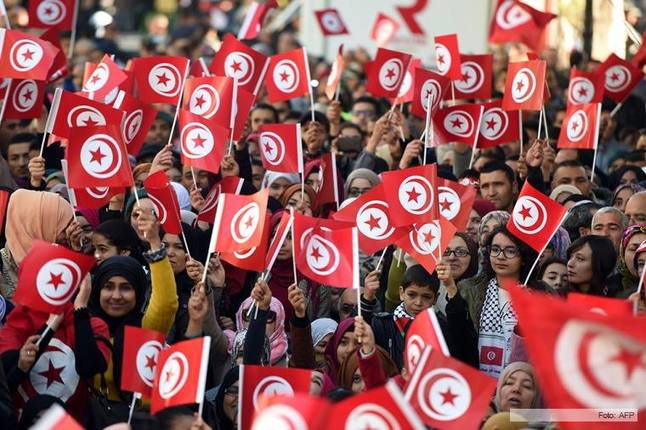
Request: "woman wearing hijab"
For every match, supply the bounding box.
[311,318,338,368]
[261,171,300,200]
[323,318,357,385]
[612,183,644,213]
[466,199,496,243]
[279,184,317,216]
[436,233,479,317]
[608,224,646,294]
[234,295,288,366]
[0,190,78,299]
[493,362,541,412]
[344,168,380,199]
[211,366,239,430]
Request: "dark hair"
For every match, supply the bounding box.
[483,225,538,282]
[536,256,567,281]
[155,405,195,428]
[609,165,646,190]
[300,110,330,136]
[563,201,603,241]
[458,168,479,181]
[552,160,588,182]
[251,103,279,123]
[352,96,381,116]
[401,264,439,294]
[452,232,479,281]
[94,219,144,263]
[566,235,617,295]
[4,133,38,158]
[339,122,365,138]
[479,160,515,185]
[562,194,589,205]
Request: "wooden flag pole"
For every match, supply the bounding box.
[67,0,80,60]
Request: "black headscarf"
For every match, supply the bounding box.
[213,366,239,430]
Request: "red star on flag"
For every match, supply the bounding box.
[82,116,100,127]
[610,72,620,82]
[23,89,34,101]
[230,61,243,73]
[423,230,435,245]
[38,359,65,388]
[460,71,471,83]
[90,147,106,164]
[244,216,254,229]
[194,95,206,109]
[440,387,459,406]
[22,49,35,61]
[437,55,445,65]
[47,272,65,290]
[515,80,525,92]
[577,86,588,97]
[310,246,323,262]
[485,118,497,130]
[89,74,102,85]
[192,134,206,148]
[145,354,156,371]
[365,214,382,231]
[385,68,396,80]
[450,118,463,129]
[440,198,453,212]
[406,187,421,203]
[610,347,645,380]
[156,72,171,86]
[518,205,532,220]
[279,70,290,82]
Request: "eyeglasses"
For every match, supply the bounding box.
[241,309,276,323]
[348,187,372,198]
[489,245,519,259]
[443,247,470,258]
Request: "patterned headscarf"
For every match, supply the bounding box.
[236,296,288,365]
[612,183,644,206]
[478,211,511,246]
[547,227,571,260]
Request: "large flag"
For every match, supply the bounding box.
[150,337,211,414]
[0,29,59,80]
[452,54,493,100]
[557,103,601,150]
[502,59,547,111]
[209,33,269,96]
[121,326,166,398]
[410,68,450,119]
[239,364,312,430]
[14,241,95,313]
[66,126,134,189]
[396,218,457,274]
[405,309,450,373]
[237,0,277,41]
[178,109,229,175]
[265,48,311,103]
[380,164,438,227]
[597,54,644,104]
[143,171,183,235]
[434,34,461,80]
[258,123,303,174]
[567,68,605,105]
[507,181,567,253]
[82,54,127,102]
[489,0,556,51]
[251,394,330,430]
[61,159,121,210]
[405,347,496,430]
[112,91,159,156]
[293,213,359,289]
[314,8,349,36]
[438,178,477,231]
[131,56,190,105]
[478,100,520,148]
[366,48,412,98]
[333,183,407,255]
[432,103,484,146]
[28,0,76,30]
[3,79,46,120]
[509,286,646,430]
[567,292,633,318]
[197,176,244,224]
[210,189,269,253]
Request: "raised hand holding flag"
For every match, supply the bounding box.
[143,170,183,236]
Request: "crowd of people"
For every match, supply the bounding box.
[0,1,645,430]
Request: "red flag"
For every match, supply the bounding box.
[438,178,477,231]
[597,53,644,104]
[330,381,424,430]
[405,347,496,430]
[258,123,303,174]
[315,153,340,208]
[293,213,358,289]
[82,54,127,102]
[197,176,244,224]
[567,292,633,317]
[557,102,601,150]
[410,68,450,119]
[66,126,134,189]
[502,59,547,111]
[434,34,461,80]
[28,0,76,30]
[478,100,520,149]
[239,364,312,430]
[324,44,344,100]
[189,57,210,78]
[370,12,400,47]
[0,29,59,80]
[178,109,229,175]
[150,337,210,415]
[509,286,646,430]
[112,91,159,156]
[3,79,46,120]
[489,0,556,52]
[314,8,349,36]
[333,183,408,255]
[453,54,493,100]
[183,76,237,129]
[0,78,8,99]
[396,217,457,274]
[567,68,605,106]
[432,103,484,146]
[380,164,439,227]
[31,404,83,430]
[143,171,183,235]
[252,394,330,430]
[237,0,277,41]
[0,189,9,234]
[210,189,269,253]
[393,58,421,105]
[405,309,450,373]
[14,240,95,313]
[507,181,567,253]
[121,326,166,398]
[265,48,311,103]
[264,210,293,273]
[132,56,190,105]
[46,88,125,139]
[220,214,270,272]
[209,34,269,96]
[39,28,68,83]
[366,48,412,99]
[230,86,256,141]
[61,159,121,210]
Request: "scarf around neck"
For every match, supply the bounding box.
[393,302,414,335]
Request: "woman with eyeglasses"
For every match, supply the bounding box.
[344,168,380,199]
[444,225,537,378]
[435,233,479,317]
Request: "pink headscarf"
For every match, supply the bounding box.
[236,296,288,365]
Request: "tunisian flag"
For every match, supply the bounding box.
[405,347,496,430]
[507,181,567,253]
[28,0,76,30]
[324,44,345,100]
[381,164,438,227]
[61,160,121,211]
[183,76,237,129]
[393,58,421,105]
[434,34,461,80]
[452,54,493,100]
[112,91,159,157]
[239,364,312,430]
[251,394,330,430]
[14,241,95,314]
[432,103,484,146]
[396,217,457,275]
[557,102,601,150]
[489,0,556,52]
[0,29,59,80]
[209,189,269,253]
[597,54,644,104]
[220,214,270,273]
[315,152,340,208]
[293,213,359,289]
[3,79,46,120]
[131,56,190,105]
[410,68,450,119]
[258,124,303,173]
[567,68,605,105]
[370,12,400,47]
[438,178,477,231]
[178,109,229,175]
[478,100,520,148]
[209,33,269,96]
[366,48,412,98]
[333,183,407,255]
[121,326,166,398]
[405,309,450,373]
[502,59,547,111]
[31,404,84,430]
[567,292,633,318]
[197,176,244,224]
[143,171,183,235]
[265,48,311,103]
[82,54,127,102]
[509,286,646,430]
[237,0,277,41]
[314,8,349,36]
[151,337,211,414]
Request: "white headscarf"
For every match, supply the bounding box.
[261,171,301,190]
[311,318,338,347]
[171,182,191,210]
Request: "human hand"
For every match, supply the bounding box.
[218,316,235,330]
[74,275,92,310]
[251,278,272,311]
[28,156,46,188]
[525,139,545,168]
[326,101,342,127]
[399,140,423,169]
[363,270,380,302]
[185,259,204,284]
[436,261,457,298]
[188,283,209,324]
[65,220,84,252]
[189,185,205,212]
[206,254,225,288]
[354,316,375,355]
[221,154,239,177]
[18,335,40,372]
[190,414,212,430]
[287,283,306,318]
[134,206,161,249]
[150,144,173,174]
